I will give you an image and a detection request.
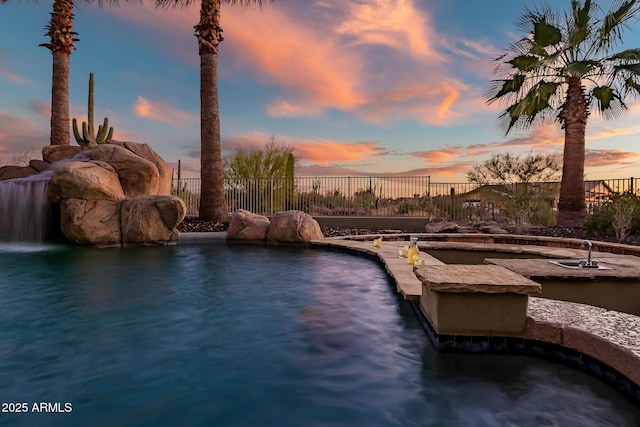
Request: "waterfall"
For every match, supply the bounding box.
[0,173,53,242]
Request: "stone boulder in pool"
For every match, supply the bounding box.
[46,141,185,248]
[267,210,323,245]
[226,209,271,243]
[226,209,323,245]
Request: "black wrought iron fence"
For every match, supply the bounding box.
[171,176,638,224]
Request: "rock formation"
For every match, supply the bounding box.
[226,209,271,243]
[226,209,323,245]
[0,141,185,248]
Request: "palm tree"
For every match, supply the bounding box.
[155,0,272,222]
[40,0,77,146]
[487,0,640,228]
[3,1,124,146]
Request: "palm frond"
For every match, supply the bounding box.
[533,18,562,48]
[598,0,640,49]
[566,59,600,77]
[590,85,628,119]
[567,0,594,46]
[607,48,640,62]
[487,75,526,102]
[509,55,540,72]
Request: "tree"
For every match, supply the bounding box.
[467,152,560,225]
[3,1,126,146]
[155,0,273,222]
[224,138,295,213]
[487,0,640,228]
[466,152,560,184]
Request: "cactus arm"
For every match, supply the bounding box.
[95,118,114,144]
[96,118,108,142]
[105,126,114,142]
[72,118,85,145]
[80,121,93,145]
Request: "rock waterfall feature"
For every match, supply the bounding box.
[0,141,185,248]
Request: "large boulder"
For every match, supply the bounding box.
[90,144,160,198]
[109,140,173,195]
[227,209,270,243]
[58,198,122,247]
[120,196,185,247]
[42,145,85,163]
[0,165,39,180]
[1,141,184,248]
[48,160,126,202]
[267,210,323,245]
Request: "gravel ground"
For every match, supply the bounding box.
[177,218,640,246]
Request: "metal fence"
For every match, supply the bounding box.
[171,176,638,223]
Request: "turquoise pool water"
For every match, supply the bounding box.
[0,243,638,426]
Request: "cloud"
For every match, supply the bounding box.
[133,96,198,127]
[28,100,50,118]
[223,132,387,164]
[294,140,387,164]
[334,0,442,62]
[585,148,640,168]
[0,110,48,160]
[105,2,485,127]
[297,161,471,178]
[0,68,34,87]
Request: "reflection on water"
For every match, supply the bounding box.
[0,244,638,427]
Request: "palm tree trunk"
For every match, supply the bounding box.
[199,51,227,221]
[557,77,587,228]
[42,0,76,146]
[50,50,70,145]
[197,0,227,221]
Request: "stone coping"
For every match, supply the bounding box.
[178,231,228,243]
[485,257,640,280]
[311,234,640,397]
[526,297,640,387]
[414,264,542,295]
[328,232,640,257]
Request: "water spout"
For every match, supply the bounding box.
[580,240,595,268]
[0,174,52,243]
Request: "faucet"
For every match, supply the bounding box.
[580,240,593,267]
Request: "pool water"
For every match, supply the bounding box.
[0,243,638,426]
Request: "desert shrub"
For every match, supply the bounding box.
[585,193,640,241]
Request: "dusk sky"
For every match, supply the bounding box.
[2,0,640,180]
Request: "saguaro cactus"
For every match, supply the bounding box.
[284,152,295,209]
[72,72,113,146]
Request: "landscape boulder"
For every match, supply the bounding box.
[267,210,323,245]
[425,218,459,233]
[226,209,271,243]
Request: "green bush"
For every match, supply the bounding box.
[585,193,640,241]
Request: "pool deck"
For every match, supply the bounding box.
[310,234,640,395]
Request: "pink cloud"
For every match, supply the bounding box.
[103,2,482,126]
[294,140,386,164]
[335,0,443,62]
[28,100,50,118]
[0,68,34,87]
[133,96,198,127]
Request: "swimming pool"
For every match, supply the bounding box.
[0,243,638,426]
